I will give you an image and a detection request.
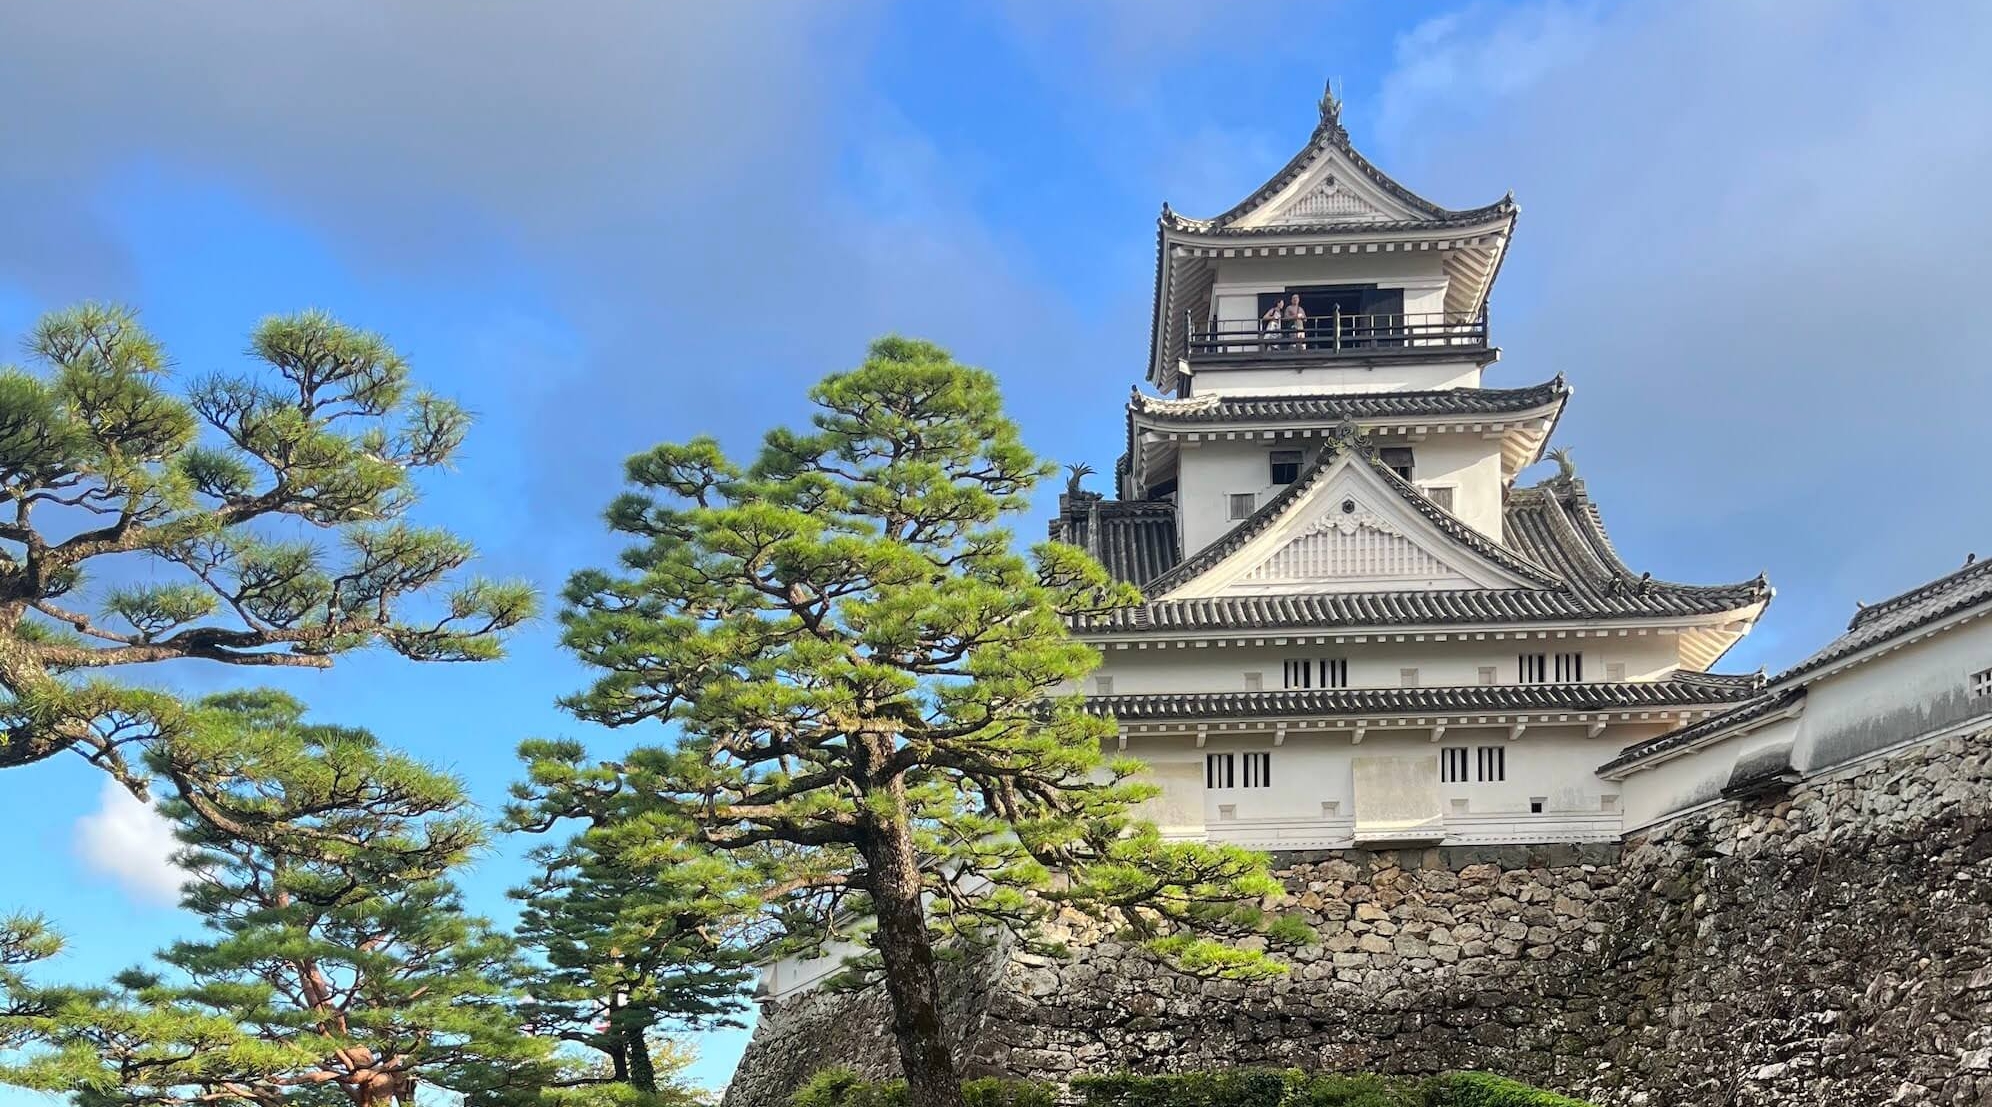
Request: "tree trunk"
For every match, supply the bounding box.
[859,814,965,1107]
[624,1020,657,1093]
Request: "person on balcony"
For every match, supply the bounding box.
[1282,294,1308,350]
[1260,303,1284,350]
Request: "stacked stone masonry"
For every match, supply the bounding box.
[725,730,1992,1107]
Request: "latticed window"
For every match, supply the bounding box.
[1205,752,1235,789]
[1241,752,1272,788]
[1477,745,1506,783]
[1554,652,1584,682]
[1440,746,1470,783]
[1973,666,1992,698]
[1228,492,1256,520]
[1518,653,1548,683]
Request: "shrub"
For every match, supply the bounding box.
[1425,1072,1593,1107]
[792,1069,1057,1107]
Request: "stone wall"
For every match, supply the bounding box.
[726,730,1992,1107]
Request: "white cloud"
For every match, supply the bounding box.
[75,779,187,907]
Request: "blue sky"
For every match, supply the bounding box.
[2,0,1991,1095]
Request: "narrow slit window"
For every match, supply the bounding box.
[1321,658,1349,688]
[1476,745,1506,783]
[1205,752,1235,789]
[1283,658,1313,689]
[1440,746,1470,783]
[1554,652,1584,682]
[1518,653,1548,683]
[1269,449,1303,486]
[1242,752,1272,788]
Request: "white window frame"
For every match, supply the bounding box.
[1554,651,1584,682]
[1440,746,1470,783]
[1518,653,1548,683]
[1972,665,1992,699]
[1476,745,1506,783]
[1241,751,1272,788]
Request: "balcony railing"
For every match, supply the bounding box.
[1186,309,1488,359]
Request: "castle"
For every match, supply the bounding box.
[733,86,1992,1107]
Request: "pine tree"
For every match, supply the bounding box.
[505,781,755,1105]
[525,338,1282,1107]
[0,691,548,1107]
[0,305,533,787]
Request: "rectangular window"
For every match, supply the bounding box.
[1518,653,1548,683]
[1241,752,1272,788]
[1605,662,1626,682]
[1477,665,1498,686]
[1973,666,1992,698]
[1321,657,1349,688]
[1282,658,1312,689]
[1554,652,1584,682]
[1243,671,1264,692]
[1379,446,1415,481]
[1476,745,1506,783]
[1440,746,1470,783]
[1269,449,1303,486]
[1205,753,1235,789]
[1093,675,1113,695]
[1422,485,1455,512]
[1228,492,1256,520]
[1529,797,1546,814]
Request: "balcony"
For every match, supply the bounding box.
[1186,310,1489,362]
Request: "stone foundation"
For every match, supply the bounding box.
[726,730,1992,1107]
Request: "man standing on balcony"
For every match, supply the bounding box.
[1261,301,1285,350]
[1283,293,1308,350]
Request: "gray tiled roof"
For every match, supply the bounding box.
[1073,446,1768,632]
[1594,689,1803,776]
[1173,102,1512,231]
[1088,670,1762,722]
[1777,556,1992,683]
[1598,553,1992,774]
[1047,497,1180,589]
[1129,378,1567,428]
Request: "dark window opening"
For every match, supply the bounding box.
[1242,752,1272,789]
[1206,753,1235,789]
[1269,449,1303,486]
[1379,447,1415,482]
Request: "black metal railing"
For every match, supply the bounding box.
[1186,309,1488,358]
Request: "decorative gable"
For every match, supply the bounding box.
[1265,175,1388,225]
[1155,450,1550,601]
[1241,506,1453,584]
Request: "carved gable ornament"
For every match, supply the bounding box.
[1267,174,1389,225]
[1238,496,1459,588]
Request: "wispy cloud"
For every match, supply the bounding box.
[75,779,186,908]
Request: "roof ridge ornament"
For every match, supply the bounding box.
[1319,78,1343,128]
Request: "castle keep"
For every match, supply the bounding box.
[733,87,1992,1107]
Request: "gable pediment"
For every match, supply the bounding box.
[1231,146,1425,230]
[1158,455,1547,600]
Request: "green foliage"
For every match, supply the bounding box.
[0,303,533,787]
[522,337,1285,1106]
[0,691,551,1107]
[792,1069,1056,1107]
[1423,1073,1592,1107]
[506,802,756,1100]
[1263,914,1319,948]
[1071,1071,1587,1107]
